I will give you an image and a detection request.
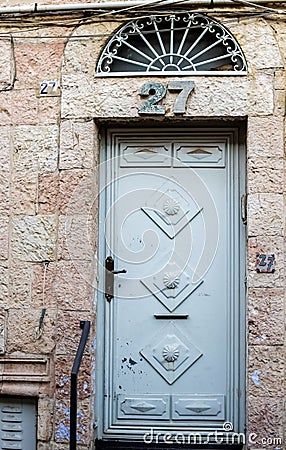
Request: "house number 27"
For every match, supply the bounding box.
[138,81,194,115]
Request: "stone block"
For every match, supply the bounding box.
[58,169,94,215]
[0,309,7,354]
[59,120,95,169]
[0,91,11,125]
[14,42,65,90]
[12,125,58,173]
[0,35,15,91]
[247,236,284,288]
[56,310,92,355]
[54,399,70,443]
[38,172,59,214]
[10,172,38,215]
[55,355,91,400]
[12,215,57,262]
[57,215,96,261]
[0,126,11,214]
[0,126,11,171]
[247,194,283,237]
[248,158,284,194]
[191,73,274,117]
[247,116,284,158]
[62,22,118,77]
[38,443,51,450]
[59,74,89,115]
[74,397,93,446]
[61,71,274,119]
[247,396,284,448]
[0,262,8,306]
[31,262,57,308]
[8,261,33,308]
[248,346,284,396]
[51,444,70,450]
[54,261,93,311]
[37,396,54,441]
[274,29,286,77]
[11,89,38,125]
[230,21,283,70]
[274,88,285,116]
[0,83,11,115]
[0,171,10,214]
[0,216,9,260]
[248,288,284,345]
[54,397,92,445]
[7,308,56,354]
[38,97,61,124]
[274,70,285,90]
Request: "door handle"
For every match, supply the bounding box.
[105,256,127,302]
[112,269,127,275]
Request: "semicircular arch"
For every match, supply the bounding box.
[96,13,247,76]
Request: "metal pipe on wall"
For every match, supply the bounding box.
[0,0,284,15]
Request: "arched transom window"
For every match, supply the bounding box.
[96,13,247,76]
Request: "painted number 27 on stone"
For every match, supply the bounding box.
[138,81,194,115]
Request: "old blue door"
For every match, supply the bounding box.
[97,127,245,443]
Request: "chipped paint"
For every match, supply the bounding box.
[251,370,266,390]
[56,402,71,442]
[255,334,267,342]
[59,375,71,386]
[121,356,139,374]
[56,422,70,441]
[251,308,259,316]
[57,402,70,416]
[83,380,89,393]
[57,375,71,397]
[77,410,87,444]
[129,357,137,366]
[56,402,88,444]
[251,369,261,386]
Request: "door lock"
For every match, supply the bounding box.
[105,256,127,302]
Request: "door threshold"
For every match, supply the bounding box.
[95,440,244,450]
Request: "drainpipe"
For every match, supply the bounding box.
[0,0,283,15]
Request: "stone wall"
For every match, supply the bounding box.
[0,4,285,449]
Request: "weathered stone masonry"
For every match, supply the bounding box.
[0,3,285,449]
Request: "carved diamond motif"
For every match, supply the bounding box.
[186,405,211,413]
[141,262,203,311]
[135,148,158,159]
[140,323,203,384]
[141,180,202,239]
[120,144,171,167]
[130,402,156,412]
[173,395,224,418]
[175,144,225,167]
[187,148,212,158]
[119,395,169,417]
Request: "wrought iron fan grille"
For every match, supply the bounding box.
[96,13,247,76]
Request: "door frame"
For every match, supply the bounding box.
[95,124,246,442]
